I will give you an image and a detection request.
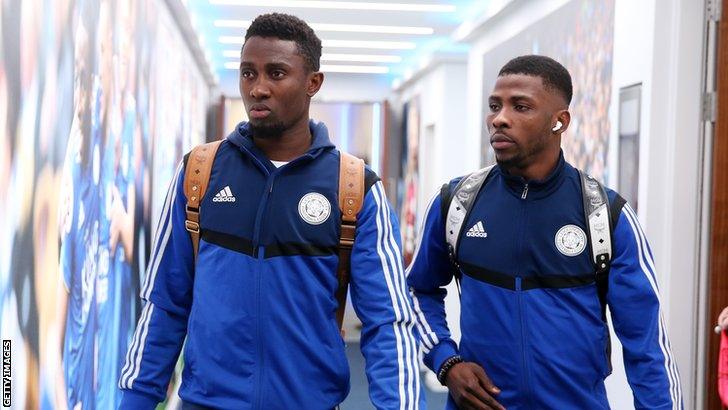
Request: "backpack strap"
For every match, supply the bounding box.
[443,165,495,287]
[183,140,223,261]
[578,171,612,315]
[336,152,365,331]
[579,171,628,373]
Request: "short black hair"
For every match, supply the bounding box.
[498,55,573,105]
[244,13,322,72]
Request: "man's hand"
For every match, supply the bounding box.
[445,362,505,410]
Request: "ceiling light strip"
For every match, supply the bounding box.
[219,36,416,50]
[322,53,402,63]
[223,62,389,74]
[320,64,390,73]
[223,53,400,62]
[214,20,433,34]
[209,0,456,12]
[323,39,416,49]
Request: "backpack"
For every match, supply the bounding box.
[181,140,365,331]
[440,165,626,369]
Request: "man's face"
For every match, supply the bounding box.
[486,74,564,170]
[239,36,318,137]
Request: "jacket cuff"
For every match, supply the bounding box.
[119,389,160,409]
[425,339,459,374]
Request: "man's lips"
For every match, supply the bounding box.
[249,104,271,120]
[490,133,515,150]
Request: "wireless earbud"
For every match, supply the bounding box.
[552,120,563,132]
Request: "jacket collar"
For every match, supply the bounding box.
[495,150,568,199]
[226,120,336,169]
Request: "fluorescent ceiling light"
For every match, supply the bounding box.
[224,62,389,74]
[320,65,390,74]
[222,50,402,63]
[322,53,402,63]
[214,20,250,28]
[209,0,456,12]
[220,36,416,50]
[223,52,401,63]
[323,40,416,49]
[214,20,433,35]
[219,36,245,44]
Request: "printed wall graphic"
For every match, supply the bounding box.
[480,0,615,182]
[0,0,209,408]
[399,98,420,265]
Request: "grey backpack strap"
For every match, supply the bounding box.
[445,165,495,279]
[579,171,612,273]
[579,170,615,373]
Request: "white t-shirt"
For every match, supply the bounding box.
[271,160,289,168]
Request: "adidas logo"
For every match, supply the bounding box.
[466,221,488,238]
[212,186,236,202]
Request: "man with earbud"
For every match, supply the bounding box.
[407,55,683,409]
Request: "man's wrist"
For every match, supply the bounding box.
[437,355,464,385]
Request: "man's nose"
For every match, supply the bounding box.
[491,108,510,129]
[250,79,271,100]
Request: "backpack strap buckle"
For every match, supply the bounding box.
[185,220,200,234]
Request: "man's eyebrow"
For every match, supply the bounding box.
[264,61,292,70]
[509,94,535,101]
[239,61,293,69]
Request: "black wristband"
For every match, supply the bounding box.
[437,355,464,385]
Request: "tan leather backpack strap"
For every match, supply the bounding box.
[183,140,223,261]
[335,151,365,332]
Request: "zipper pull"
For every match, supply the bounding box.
[521,183,529,199]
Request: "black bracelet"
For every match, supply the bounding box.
[437,355,464,385]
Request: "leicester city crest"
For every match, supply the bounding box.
[298,192,331,225]
[555,224,587,256]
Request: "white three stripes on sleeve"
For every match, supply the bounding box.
[404,191,440,352]
[141,162,184,300]
[622,205,682,409]
[119,162,183,390]
[372,182,420,410]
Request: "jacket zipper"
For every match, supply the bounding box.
[516,277,527,405]
[253,245,264,410]
[521,183,529,199]
[516,194,534,408]
[252,176,274,410]
[241,146,315,408]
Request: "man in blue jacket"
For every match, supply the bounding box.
[118,13,423,409]
[407,55,682,409]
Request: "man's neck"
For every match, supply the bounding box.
[253,118,312,162]
[505,147,561,182]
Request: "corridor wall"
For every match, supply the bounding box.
[0,0,211,408]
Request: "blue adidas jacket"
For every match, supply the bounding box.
[118,121,423,409]
[406,154,682,409]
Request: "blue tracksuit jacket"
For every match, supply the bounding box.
[118,121,424,409]
[406,154,683,409]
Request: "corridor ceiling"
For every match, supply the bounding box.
[183,0,495,96]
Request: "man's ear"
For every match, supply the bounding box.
[554,110,571,134]
[307,71,324,97]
